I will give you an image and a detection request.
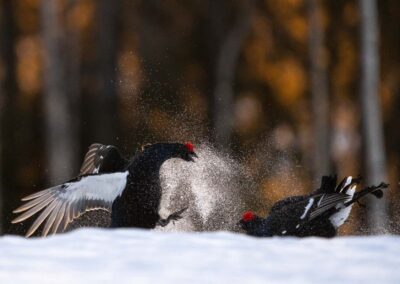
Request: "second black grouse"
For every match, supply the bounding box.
[240,175,388,237]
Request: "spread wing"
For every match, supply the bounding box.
[80,143,129,175]
[277,176,359,218]
[307,192,353,220]
[270,175,353,214]
[12,171,129,237]
[306,176,360,220]
[274,192,353,235]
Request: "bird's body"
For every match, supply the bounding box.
[240,175,388,237]
[12,142,197,237]
[111,144,191,228]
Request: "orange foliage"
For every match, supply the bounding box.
[117,49,143,96]
[287,15,308,44]
[16,36,42,99]
[67,0,95,31]
[332,34,357,97]
[234,94,263,135]
[261,171,308,206]
[343,2,359,26]
[15,0,39,33]
[266,57,306,107]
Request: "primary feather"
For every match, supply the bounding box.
[13,172,128,237]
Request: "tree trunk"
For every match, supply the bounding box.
[213,3,251,149]
[65,0,81,154]
[359,0,388,233]
[0,0,4,235]
[41,0,76,183]
[0,0,18,234]
[0,92,2,235]
[307,0,331,185]
[92,0,120,144]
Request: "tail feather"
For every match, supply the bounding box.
[336,175,362,193]
[314,175,362,195]
[345,182,388,207]
[314,175,337,194]
[327,178,387,229]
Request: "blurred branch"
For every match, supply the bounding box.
[307,0,331,184]
[358,0,388,232]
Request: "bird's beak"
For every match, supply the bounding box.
[188,152,198,162]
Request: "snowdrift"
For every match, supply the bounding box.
[0,229,399,284]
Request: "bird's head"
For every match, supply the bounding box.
[179,142,198,162]
[238,211,262,232]
[141,142,198,162]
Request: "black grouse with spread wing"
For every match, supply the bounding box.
[12,142,198,237]
[240,175,388,237]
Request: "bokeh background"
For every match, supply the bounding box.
[1,0,399,235]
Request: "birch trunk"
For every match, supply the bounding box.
[41,0,76,183]
[307,0,331,185]
[213,4,251,149]
[93,0,119,143]
[359,0,388,232]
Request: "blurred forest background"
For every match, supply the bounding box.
[1,0,400,235]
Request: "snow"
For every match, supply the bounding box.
[0,229,399,284]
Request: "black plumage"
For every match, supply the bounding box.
[12,142,198,237]
[110,143,196,228]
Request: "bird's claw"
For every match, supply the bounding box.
[158,207,188,227]
[168,207,187,221]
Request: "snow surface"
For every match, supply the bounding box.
[0,229,399,284]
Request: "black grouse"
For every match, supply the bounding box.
[12,142,198,237]
[239,175,388,237]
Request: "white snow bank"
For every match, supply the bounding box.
[0,229,399,284]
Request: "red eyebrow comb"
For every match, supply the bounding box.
[242,211,256,222]
[184,142,194,153]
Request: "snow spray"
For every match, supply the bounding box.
[158,143,249,232]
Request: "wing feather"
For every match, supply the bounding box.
[13,191,55,213]
[62,202,72,231]
[42,201,62,237]
[13,171,129,237]
[21,188,52,201]
[309,194,352,219]
[52,202,66,234]
[79,144,103,175]
[12,194,56,223]
[26,200,58,237]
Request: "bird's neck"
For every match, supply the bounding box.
[141,146,178,168]
[127,147,178,179]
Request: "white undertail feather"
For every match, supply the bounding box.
[329,180,356,228]
[339,176,352,192]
